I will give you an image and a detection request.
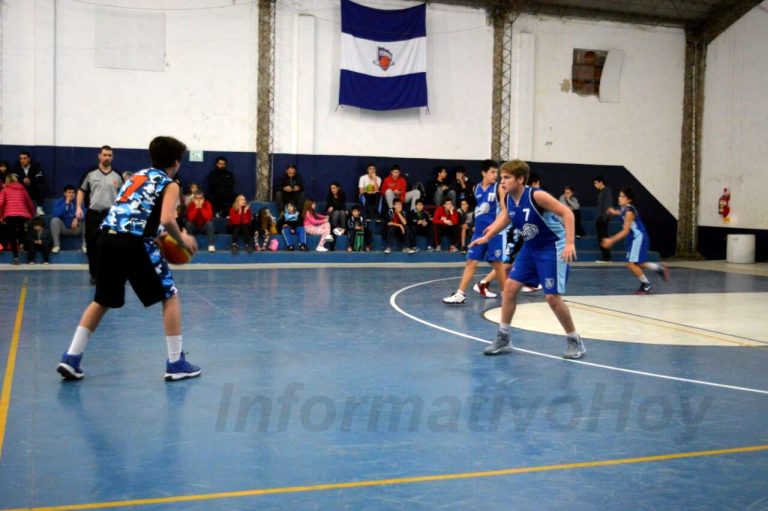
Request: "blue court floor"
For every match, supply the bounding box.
[1,261,767,510]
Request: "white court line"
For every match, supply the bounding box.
[389,277,768,396]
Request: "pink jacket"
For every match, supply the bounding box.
[303,210,329,227]
[0,182,34,219]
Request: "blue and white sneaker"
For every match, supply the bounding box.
[57,353,85,380]
[165,352,202,381]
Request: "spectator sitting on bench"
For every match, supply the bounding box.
[184,189,216,253]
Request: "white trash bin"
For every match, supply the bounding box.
[726,234,755,264]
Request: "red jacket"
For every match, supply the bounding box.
[381,175,408,198]
[433,206,459,226]
[185,199,214,228]
[228,206,252,226]
[0,182,34,219]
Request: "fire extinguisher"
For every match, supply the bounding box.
[718,188,731,222]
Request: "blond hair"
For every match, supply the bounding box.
[500,160,530,182]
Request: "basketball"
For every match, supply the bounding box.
[158,233,192,265]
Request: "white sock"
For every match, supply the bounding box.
[639,275,650,284]
[67,326,92,356]
[566,331,579,339]
[456,289,466,296]
[499,323,511,334]
[167,335,182,363]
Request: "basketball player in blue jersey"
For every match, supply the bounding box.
[57,136,202,381]
[443,160,507,304]
[600,187,669,294]
[470,159,586,359]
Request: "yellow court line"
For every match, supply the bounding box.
[565,301,758,347]
[0,281,26,462]
[3,443,768,511]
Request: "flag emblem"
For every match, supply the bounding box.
[375,47,394,71]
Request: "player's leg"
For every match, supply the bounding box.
[484,277,523,355]
[443,258,479,304]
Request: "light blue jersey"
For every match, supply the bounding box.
[621,204,649,263]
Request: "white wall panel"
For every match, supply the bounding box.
[700,1,768,229]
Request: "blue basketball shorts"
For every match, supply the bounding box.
[508,242,569,295]
[467,229,504,262]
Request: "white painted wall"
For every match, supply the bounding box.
[272,0,493,159]
[509,15,686,216]
[700,1,768,229]
[2,0,258,151]
[2,0,766,230]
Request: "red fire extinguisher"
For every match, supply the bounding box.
[718,188,730,222]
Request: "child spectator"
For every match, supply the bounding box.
[184,190,216,252]
[228,194,253,253]
[559,185,586,238]
[433,197,460,252]
[278,201,307,251]
[358,163,382,222]
[26,217,52,264]
[458,198,475,252]
[303,199,334,252]
[407,199,432,251]
[253,207,277,251]
[384,199,415,254]
[0,174,35,265]
[50,184,85,253]
[326,182,348,236]
[346,205,370,252]
[453,166,475,209]
[183,183,199,207]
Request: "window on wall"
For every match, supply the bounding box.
[572,49,607,97]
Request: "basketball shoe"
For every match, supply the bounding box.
[165,352,202,381]
[484,331,513,355]
[563,335,586,359]
[636,282,652,295]
[473,281,497,298]
[57,353,85,380]
[657,263,670,283]
[442,291,467,305]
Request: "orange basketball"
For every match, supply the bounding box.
[158,233,192,265]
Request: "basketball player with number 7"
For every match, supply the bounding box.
[57,136,202,382]
[469,159,586,359]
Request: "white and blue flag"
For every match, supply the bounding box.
[339,0,428,111]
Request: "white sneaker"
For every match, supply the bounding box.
[406,248,416,254]
[521,284,542,293]
[333,227,345,236]
[324,234,335,242]
[316,245,328,252]
[442,291,467,305]
[81,245,87,254]
[51,246,60,254]
[384,247,391,254]
[36,206,45,216]
[208,245,216,253]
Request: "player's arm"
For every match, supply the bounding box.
[468,209,510,247]
[160,182,198,254]
[533,189,577,262]
[601,210,633,248]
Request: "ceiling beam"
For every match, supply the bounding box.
[518,1,686,27]
[691,0,764,44]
